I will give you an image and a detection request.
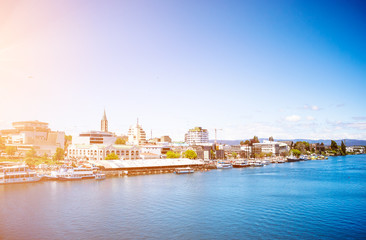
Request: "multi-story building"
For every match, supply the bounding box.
[0,120,65,155]
[139,145,172,159]
[127,120,147,145]
[253,140,290,156]
[67,144,140,161]
[72,131,116,145]
[185,127,209,145]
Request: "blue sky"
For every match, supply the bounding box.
[0,0,365,140]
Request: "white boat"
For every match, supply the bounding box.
[50,166,95,180]
[0,165,42,184]
[58,175,83,181]
[248,160,264,167]
[216,162,233,169]
[174,167,194,174]
[95,173,106,180]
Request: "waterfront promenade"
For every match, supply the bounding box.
[1,155,365,240]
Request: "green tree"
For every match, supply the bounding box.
[244,140,250,145]
[290,149,301,158]
[5,146,17,158]
[341,141,346,156]
[269,136,274,141]
[166,151,180,159]
[294,141,310,153]
[115,138,126,145]
[25,158,37,168]
[105,152,119,160]
[331,140,338,151]
[0,137,5,150]
[265,152,272,157]
[64,135,72,149]
[53,148,64,161]
[240,141,245,146]
[184,150,197,159]
[210,149,216,159]
[26,147,37,158]
[232,152,238,159]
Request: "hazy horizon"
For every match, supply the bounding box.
[1,0,365,141]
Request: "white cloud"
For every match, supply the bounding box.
[303,105,320,111]
[285,115,301,122]
[311,105,319,111]
[306,116,315,121]
[348,122,366,130]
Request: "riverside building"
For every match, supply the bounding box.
[67,144,140,161]
[72,131,116,145]
[185,127,209,145]
[0,120,65,156]
[72,111,116,145]
[127,119,147,146]
[253,140,290,156]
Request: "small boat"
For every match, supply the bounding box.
[95,173,106,180]
[287,157,301,162]
[253,161,264,167]
[216,162,233,169]
[232,161,250,168]
[174,167,194,174]
[248,161,264,167]
[50,166,95,180]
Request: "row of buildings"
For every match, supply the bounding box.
[0,111,290,160]
[5,110,356,161]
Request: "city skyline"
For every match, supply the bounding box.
[1,0,365,141]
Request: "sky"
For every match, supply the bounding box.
[0,0,365,141]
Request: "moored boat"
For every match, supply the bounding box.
[232,161,250,168]
[0,165,42,184]
[216,162,233,169]
[174,167,194,174]
[58,175,83,181]
[95,173,106,180]
[287,157,301,162]
[50,166,95,180]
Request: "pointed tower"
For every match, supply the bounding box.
[101,109,108,132]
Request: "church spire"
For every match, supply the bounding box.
[102,109,107,121]
[101,109,108,132]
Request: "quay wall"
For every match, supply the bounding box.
[100,164,208,177]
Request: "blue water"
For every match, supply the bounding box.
[1,155,366,239]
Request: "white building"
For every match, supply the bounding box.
[185,127,209,145]
[139,145,172,159]
[67,144,140,160]
[346,146,365,154]
[127,120,147,145]
[0,120,65,156]
[73,131,116,145]
[253,140,290,156]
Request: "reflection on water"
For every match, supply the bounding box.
[1,155,366,239]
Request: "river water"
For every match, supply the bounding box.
[1,155,366,239]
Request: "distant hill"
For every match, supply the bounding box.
[210,139,366,146]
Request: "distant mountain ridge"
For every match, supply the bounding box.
[210,139,366,146]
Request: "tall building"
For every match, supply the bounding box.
[127,119,147,146]
[72,131,116,145]
[101,109,108,132]
[185,127,209,145]
[0,120,65,155]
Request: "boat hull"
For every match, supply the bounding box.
[58,177,83,181]
[0,177,42,185]
[232,164,249,168]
